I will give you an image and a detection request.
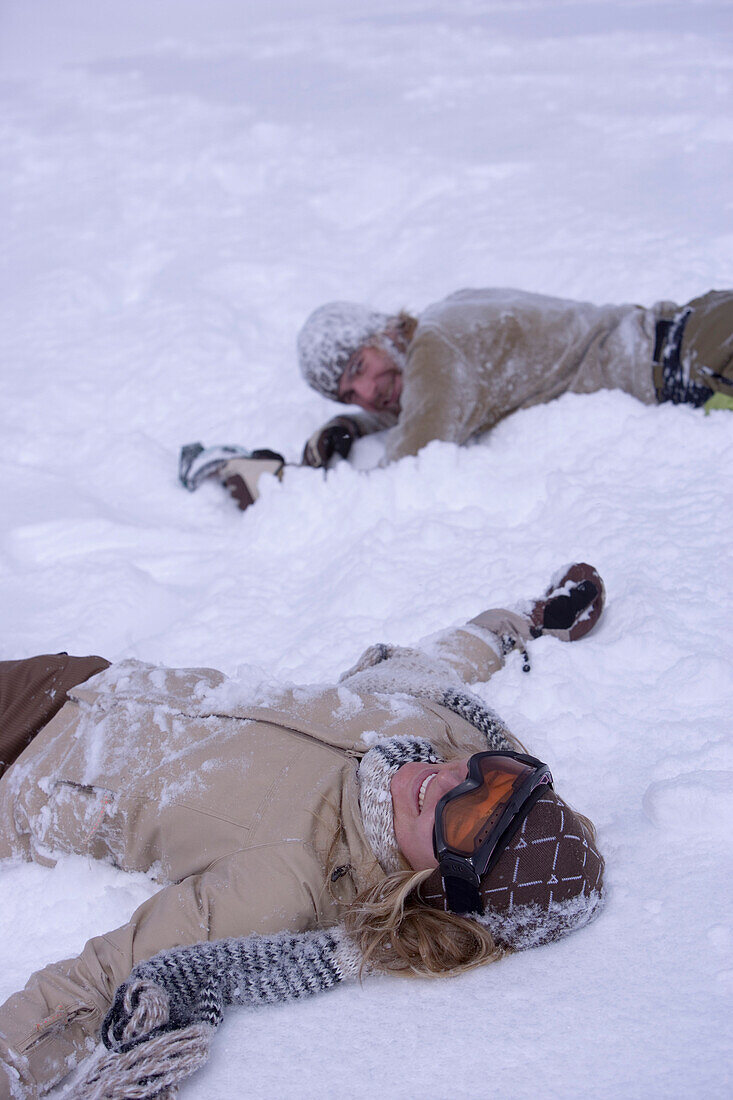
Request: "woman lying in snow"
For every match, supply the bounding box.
[179,287,733,511]
[0,565,606,1099]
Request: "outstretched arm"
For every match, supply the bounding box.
[339,611,532,694]
[339,563,605,693]
[338,565,605,751]
[65,928,361,1100]
[0,845,326,1096]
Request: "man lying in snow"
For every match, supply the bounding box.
[0,566,605,1099]
[180,287,733,511]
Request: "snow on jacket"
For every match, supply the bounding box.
[341,288,671,463]
[0,624,506,1096]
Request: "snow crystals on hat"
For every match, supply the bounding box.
[297,301,391,399]
[420,787,605,949]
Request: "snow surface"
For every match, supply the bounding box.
[1,1,732,1097]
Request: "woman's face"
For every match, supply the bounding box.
[390,757,471,871]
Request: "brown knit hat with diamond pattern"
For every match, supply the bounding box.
[419,788,605,950]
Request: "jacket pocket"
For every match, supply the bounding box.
[19,1001,100,1054]
[29,779,119,861]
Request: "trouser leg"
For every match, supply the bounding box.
[0,654,110,779]
[682,290,733,397]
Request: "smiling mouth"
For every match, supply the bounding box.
[418,772,436,812]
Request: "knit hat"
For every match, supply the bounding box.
[297,301,391,399]
[358,736,444,872]
[420,787,605,949]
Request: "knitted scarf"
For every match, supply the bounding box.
[68,928,362,1099]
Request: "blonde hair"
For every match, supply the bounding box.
[332,721,601,978]
[336,735,509,977]
[340,804,600,978]
[388,310,418,352]
[364,310,418,358]
[343,867,503,977]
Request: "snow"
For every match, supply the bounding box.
[1,1,732,1097]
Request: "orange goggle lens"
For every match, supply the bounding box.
[438,755,537,856]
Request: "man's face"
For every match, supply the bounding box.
[337,344,403,415]
[390,757,471,871]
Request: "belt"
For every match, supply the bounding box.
[653,306,718,406]
[653,308,691,365]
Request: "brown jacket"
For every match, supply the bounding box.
[340,288,671,462]
[0,628,499,1096]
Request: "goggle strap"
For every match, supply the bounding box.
[480,783,548,880]
[443,875,483,916]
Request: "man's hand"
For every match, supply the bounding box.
[301,416,360,468]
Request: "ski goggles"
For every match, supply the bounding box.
[433,751,553,915]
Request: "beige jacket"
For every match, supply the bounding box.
[0,625,502,1096]
[342,288,670,462]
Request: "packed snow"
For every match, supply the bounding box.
[1,1,732,1097]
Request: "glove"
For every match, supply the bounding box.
[220,449,285,512]
[179,442,254,491]
[301,416,360,468]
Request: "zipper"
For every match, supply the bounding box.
[20,1003,98,1053]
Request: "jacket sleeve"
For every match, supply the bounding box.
[340,623,506,692]
[0,843,327,1098]
[383,332,485,463]
[338,625,516,757]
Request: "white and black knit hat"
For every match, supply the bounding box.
[297,301,391,399]
[357,735,444,872]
